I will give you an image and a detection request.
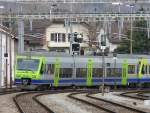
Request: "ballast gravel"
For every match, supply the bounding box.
[38,93,108,113]
[92,92,150,113]
[0,93,20,113]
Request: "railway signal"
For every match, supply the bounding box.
[100,32,107,96]
[69,32,82,55]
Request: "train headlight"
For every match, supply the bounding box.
[22,79,29,85]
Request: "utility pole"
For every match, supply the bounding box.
[69,21,73,55]
[147,19,150,39]
[18,19,24,54]
[102,48,105,96]
[130,14,133,54]
[5,34,8,88]
[9,34,12,89]
[113,53,117,90]
[65,19,69,53]
[0,32,2,87]
[100,34,107,96]
[129,4,134,54]
[118,0,121,40]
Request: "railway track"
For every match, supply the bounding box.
[120,90,150,100]
[137,92,150,98]
[0,88,22,95]
[68,92,147,113]
[13,89,82,113]
[1,88,149,113]
[13,91,55,113]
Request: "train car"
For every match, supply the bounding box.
[14,52,150,89]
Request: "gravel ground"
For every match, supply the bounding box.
[38,93,107,113]
[0,93,20,113]
[72,93,139,113]
[141,93,150,97]
[92,92,150,112]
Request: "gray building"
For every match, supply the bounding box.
[0,25,16,88]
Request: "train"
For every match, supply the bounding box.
[14,52,150,89]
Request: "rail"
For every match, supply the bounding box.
[68,91,148,113]
[13,91,55,113]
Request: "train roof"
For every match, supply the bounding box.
[18,51,150,59]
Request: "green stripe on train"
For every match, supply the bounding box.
[138,58,147,79]
[121,59,128,86]
[86,58,93,86]
[54,58,60,87]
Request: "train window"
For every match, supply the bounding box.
[128,65,135,74]
[142,65,148,74]
[93,68,103,77]
[17,59,40,71]
[107,68,113,77]
[149,66,150,74]
[115,68,122,77]
[107,68,121,77]
[44,64,54,75]
[106,63,110,67]
[76,68,87,78]
[60,68,72,78]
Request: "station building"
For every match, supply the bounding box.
[0,25,16,88]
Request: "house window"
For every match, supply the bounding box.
[51,33,55,41]
[50,33,66,42]
[68,33,71,42]
[128,65,135,74]
[54,34,57,42]
[62,34,66,42]
[58,33,61,42]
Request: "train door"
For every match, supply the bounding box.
[53,58,60,87]
[121,59,128,86]
[137,58,148,79]
[86,59,93,86]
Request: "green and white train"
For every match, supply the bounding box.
[14,52,150,88]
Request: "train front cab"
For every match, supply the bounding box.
[15,56,45,87]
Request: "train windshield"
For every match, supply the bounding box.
[17,59,40,71]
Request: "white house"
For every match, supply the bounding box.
[45,23,89,53]
[0,25,16,88]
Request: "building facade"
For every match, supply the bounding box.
[0,25,16,88]
[45,23,89,53]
